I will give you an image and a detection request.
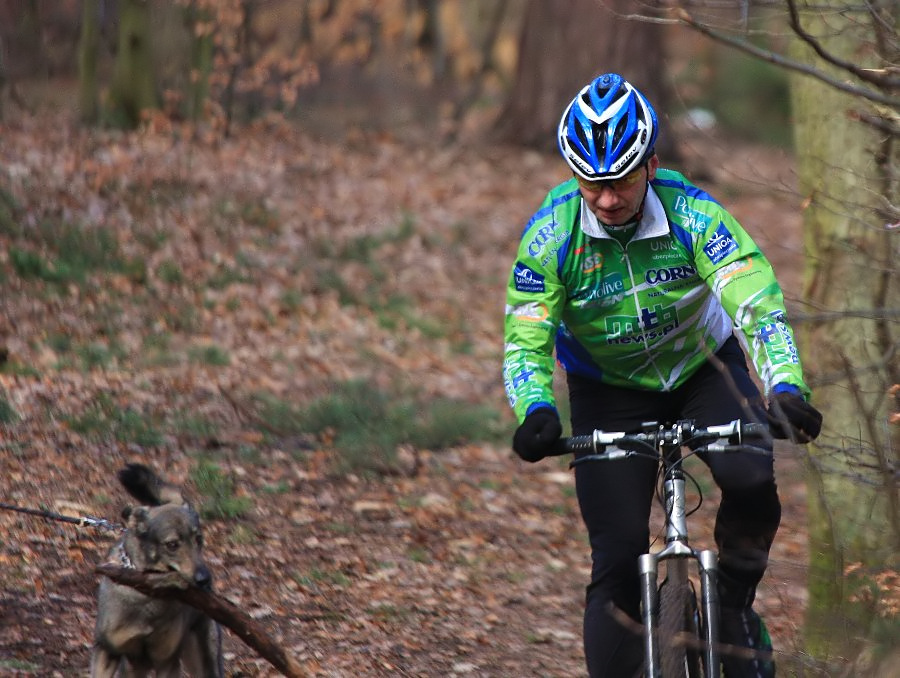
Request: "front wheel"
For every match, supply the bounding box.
[658,559,704,677]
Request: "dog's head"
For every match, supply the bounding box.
[122,503,212,589]
[118,464,213,590]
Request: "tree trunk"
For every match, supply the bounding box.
[78,0,101,124]
[494,0,679,161]
[417,0,448,82]
[108,0,157,128]
[184,0,214,121]
[789,1,900,667]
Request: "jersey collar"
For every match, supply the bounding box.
[580,184,669,241]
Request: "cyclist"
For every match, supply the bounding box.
[502,73,822,677]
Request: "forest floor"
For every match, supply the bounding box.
[0,93,824,677]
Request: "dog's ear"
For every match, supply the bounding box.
[158,485,188,507]
[122,505,152,536]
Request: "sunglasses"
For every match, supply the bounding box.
[575,166,646,193]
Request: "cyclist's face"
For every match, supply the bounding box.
[576,155,658,225]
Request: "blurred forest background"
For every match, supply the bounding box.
[0,1,897,676]
[0,0,797,143]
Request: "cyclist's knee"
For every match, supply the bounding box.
[712,458,775,494]
[719,482,781,527]
[589,544,644,583]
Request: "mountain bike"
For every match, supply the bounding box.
[554,419,771,678]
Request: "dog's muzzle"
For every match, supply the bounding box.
[194,564,213,591]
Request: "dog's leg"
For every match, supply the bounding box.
[181,616,225,678]
[149,663,181,678]
[120,663,151,678]
[89,646,120,678]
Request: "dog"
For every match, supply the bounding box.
[91,463,224,677]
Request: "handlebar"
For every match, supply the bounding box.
[549,419,772,460]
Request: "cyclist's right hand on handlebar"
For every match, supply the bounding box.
[513,407,562,463]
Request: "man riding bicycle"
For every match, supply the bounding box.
[502,73,822,677]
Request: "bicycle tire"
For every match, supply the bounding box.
[658,559,704,677]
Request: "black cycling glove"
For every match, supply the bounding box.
[512,407,562,463]
[768,392,822,443]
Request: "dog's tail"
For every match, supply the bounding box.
[118,463,185,506]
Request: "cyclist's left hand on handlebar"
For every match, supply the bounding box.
[767,392,822,443]
[513,407,562,463]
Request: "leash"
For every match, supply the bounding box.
[0,501,123,532]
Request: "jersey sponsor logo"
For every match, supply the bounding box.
[649,239,685,262]
[514,263,545,293]
[527,224,556,257]
[582,252,604,274]
[674,195,711,232]
[649,240,682,262]
[509,301,550,323]
[703,224,738,264]
[511,367,535,388]
[715,258,752,280]
[527,221,569,266]
[759,312,800,364]
[645,264,696,286]
[527,222,568,257]
[605,303,679,344]
[573,273,625,308]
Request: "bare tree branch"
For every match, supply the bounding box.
[789,308,900,322]
[96,565,311,678]
[849,108,900,137]
[671,7,900,108]
[837,350,900,549]
[786,0,900,90]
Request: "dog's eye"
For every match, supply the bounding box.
[164,540,180,552]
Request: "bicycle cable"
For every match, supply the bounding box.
[652,453,705,519]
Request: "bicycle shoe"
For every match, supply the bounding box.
[719,606,775,678]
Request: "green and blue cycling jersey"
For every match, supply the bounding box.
[503,169,810,423]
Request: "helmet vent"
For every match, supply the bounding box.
[612,116,629,150]
[593,125,607,153]
[574,123,590,153]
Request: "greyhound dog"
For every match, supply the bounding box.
[91,463,224,677]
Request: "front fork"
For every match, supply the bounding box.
[639,473,721,677]
[700,550,721,677]
[639,550,720,678]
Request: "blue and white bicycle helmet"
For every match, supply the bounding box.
[558,73,658,181]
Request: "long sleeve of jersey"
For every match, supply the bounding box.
[673,186,811,401]
[502,190,574,422]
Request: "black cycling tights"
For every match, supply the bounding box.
[567,337,781,677]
